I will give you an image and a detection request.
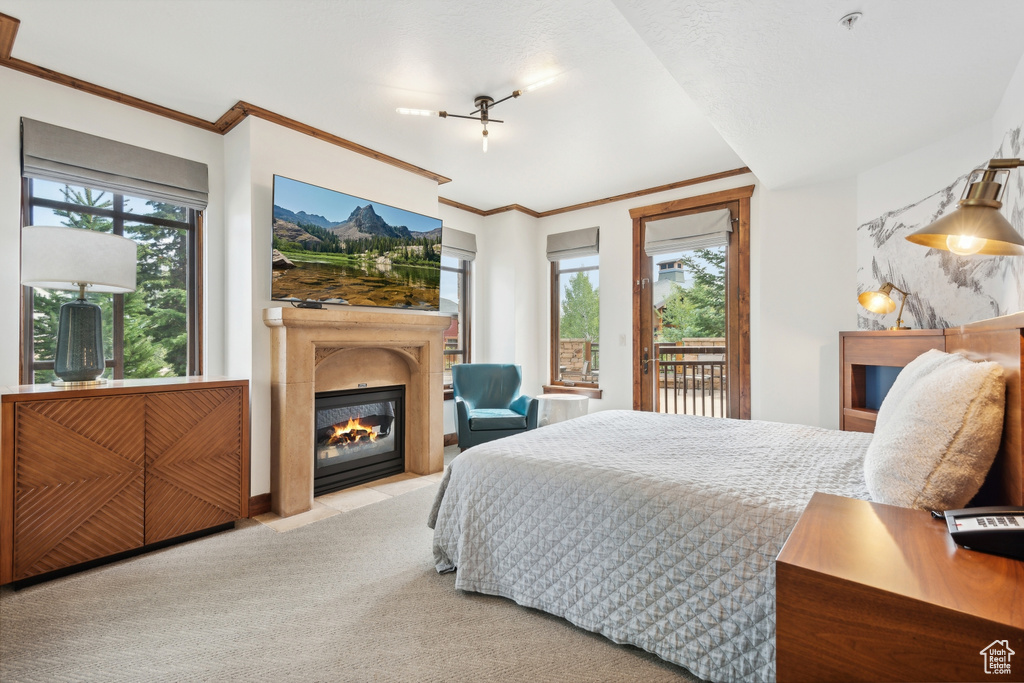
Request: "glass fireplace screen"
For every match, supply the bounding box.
[313,386,405,494]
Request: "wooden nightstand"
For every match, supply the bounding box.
[777,493,1024,682]
[839,330,945,432]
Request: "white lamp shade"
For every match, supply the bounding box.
[21,226,136,293]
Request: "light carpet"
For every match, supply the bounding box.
[0,482,701,682]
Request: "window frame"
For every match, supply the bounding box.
[441,256,471,398]
[19,177,204,384]
[630,186,753,417]
[549,256,601,394]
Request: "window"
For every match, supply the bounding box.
[631,188,752,418]
[551,254,599,387]
[440,254,471,388]
[21,178,202,384]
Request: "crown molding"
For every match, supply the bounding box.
[2,11,749,212]
[1,55,222,132]
[481,203,543,218]
[437,197,487,215]
[628,184,756,219]
[221,101,451,184]
[0,12,19,60]
[539,167,752,217]
[439,166,752,219]
[437,199,542,218]
[0,12,451,185]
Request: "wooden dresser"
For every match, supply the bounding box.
[839,329,945,432]
[777,493,1024,682]
[0,377,249,585]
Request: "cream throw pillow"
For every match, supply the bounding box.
[865,351,1005,510]
[874,349,958,432]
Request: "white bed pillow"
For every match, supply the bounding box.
[875,349,958,433]
[864,352,1005,510]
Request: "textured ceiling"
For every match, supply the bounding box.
[1,0,743,212]
[612,0,1024,188]
[4,1,1024,209]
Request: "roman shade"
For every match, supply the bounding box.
[21,118,209,211]
[546,226,599,261]
[441,226,477,262]
[644,209,732,255]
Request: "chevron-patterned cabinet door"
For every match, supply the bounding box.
[14,396,146,580]
[144,388,244,544]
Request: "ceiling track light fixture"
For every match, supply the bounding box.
[397,77,556,152]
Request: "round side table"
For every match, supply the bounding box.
[537,393,589,427]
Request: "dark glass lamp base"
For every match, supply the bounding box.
[53,298,106,384]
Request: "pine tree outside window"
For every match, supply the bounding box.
[21,178,201,384]
[551,254,599,387]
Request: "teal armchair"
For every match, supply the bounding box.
[452,364,539,450]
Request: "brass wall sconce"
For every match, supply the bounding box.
[859,282,912,330]
[907,158,1024,255]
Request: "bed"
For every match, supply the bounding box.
[428,315,1024,683]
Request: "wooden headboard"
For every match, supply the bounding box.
[945,312,1024,507]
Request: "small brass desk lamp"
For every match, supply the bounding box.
[859,282,911,330]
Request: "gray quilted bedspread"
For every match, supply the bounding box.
[429,410,873,683]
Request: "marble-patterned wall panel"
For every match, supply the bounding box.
[857,123,1024,330]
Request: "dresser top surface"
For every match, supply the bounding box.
[1,376,247,401]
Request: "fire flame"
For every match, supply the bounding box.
[328,417,378,446]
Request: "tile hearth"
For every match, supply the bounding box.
[255,471,444,532]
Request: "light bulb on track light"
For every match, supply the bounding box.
[482,127,488,153]
[396,108,439,117]
[523,76,556,92]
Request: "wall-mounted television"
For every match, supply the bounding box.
[271,175,442,310]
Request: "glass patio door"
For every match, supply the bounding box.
[630,187,753,418]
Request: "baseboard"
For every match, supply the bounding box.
[11,522,235,589]
[248,493,271,516]
[443,433,458,447]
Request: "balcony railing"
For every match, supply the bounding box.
[655,340,726,417]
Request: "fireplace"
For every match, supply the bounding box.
[265,306,449,517]
[314,386,405,495]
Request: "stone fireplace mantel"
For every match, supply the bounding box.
[264,307,450,517]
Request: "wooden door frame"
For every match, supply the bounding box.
[630,185,753,418]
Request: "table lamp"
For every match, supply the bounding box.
[21,226,137,386]
[858,282,911,330]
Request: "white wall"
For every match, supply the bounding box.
[223,119,254,382]
[13,47,1023,484]
[230,117,441,495]
[856,120,991,226]
[437,203,485,435]
[0,68,227,387]
[538,176,753,414]
[855,50,1024,330]
[754,179,857,428]
[534,173,857,428]
[1,68,445,495]
[994,52,1024,148]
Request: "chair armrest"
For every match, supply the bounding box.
[454,396,471,436]
[510,395,540,430]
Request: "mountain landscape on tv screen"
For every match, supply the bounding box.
[271,179,442,309]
